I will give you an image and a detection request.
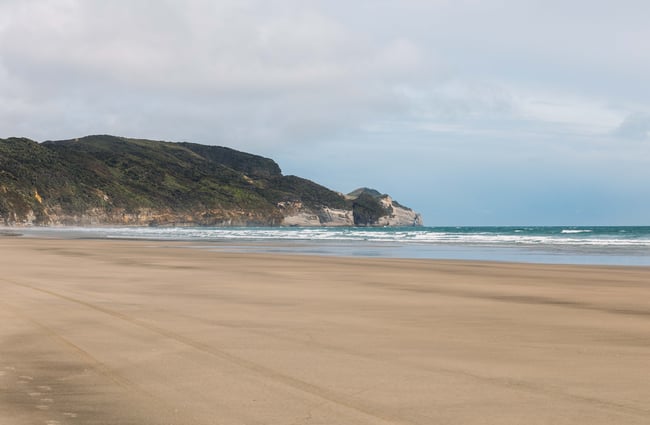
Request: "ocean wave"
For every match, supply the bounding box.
[561,229,593,234]
[21,226,650,248]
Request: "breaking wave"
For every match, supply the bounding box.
[22,226,650,248]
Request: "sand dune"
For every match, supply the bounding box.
[1,238,649,424]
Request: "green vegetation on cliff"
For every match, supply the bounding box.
[346,188,395,226]
[0,135,348,225]
[0,135,419,226]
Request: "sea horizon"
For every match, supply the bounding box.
[10,225,650,267]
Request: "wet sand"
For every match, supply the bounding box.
[1,237,649,424]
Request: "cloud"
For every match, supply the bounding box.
[2,0,648,150]
[0,0,445,145]
[0,2,647,154]
[614,113,650,141]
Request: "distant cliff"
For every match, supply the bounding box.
[346,188,423,227]
[0,135,423,227]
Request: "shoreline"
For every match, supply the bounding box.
[5,226,650,267]
[1,238,649,423]
[4,233,650,270]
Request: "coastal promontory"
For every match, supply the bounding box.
[0,135,422,227]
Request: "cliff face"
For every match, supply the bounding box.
[0,135,422,227]
[278,188,424,227]
[376,195,424,227]
[279,202,354,227]
[347,188,423,227]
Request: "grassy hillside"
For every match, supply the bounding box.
[0,135,350,225]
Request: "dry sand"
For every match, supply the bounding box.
[1,237,649,424]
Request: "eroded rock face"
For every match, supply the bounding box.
[318,207,354,226]
[3,207,281,227]
[278,196,423,227]
[279,203,354,227]
[375,196,424,227]
[2,201,424,227]
[347,188,424,227]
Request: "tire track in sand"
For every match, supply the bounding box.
[0,297,195,425]
[8,277,649,424]
[2,278,424,425]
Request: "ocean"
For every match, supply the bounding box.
[16,226,650,266]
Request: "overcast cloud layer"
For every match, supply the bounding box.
[1,0,649,224]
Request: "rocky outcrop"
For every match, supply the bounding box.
[347,188,423,227]
[318,207,355,226]
[375,195,423,227]
[278,202,354,227]
[22,207,279,227]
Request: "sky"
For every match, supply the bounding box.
[1,0,649,225]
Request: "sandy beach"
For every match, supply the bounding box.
[1,237,649,424]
